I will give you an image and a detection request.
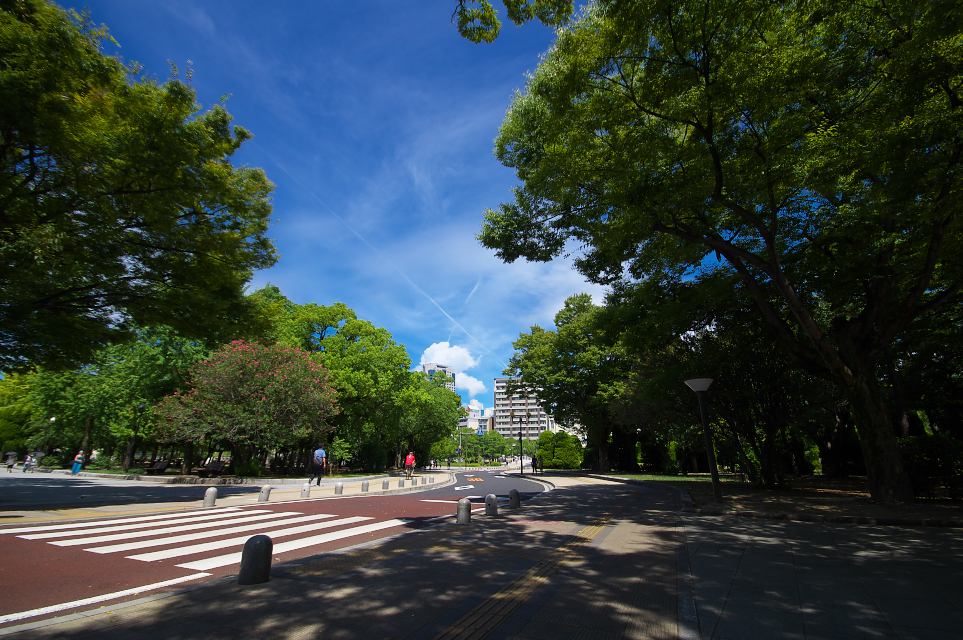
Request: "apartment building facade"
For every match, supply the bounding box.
[422,362,456,392]
[492,377,556,439]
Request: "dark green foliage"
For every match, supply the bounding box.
[1,0,277,372]
[478,0,963,502]
[899,435,963,499]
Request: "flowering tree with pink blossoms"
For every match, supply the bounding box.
[153,340,338,472]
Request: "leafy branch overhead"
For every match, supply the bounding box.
[453,0,573,43]
[476,0,963,503]
[0,0,278,371]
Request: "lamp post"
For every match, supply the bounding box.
[123,402,147,473]
[684,377,723,503]
[511,410,523,476]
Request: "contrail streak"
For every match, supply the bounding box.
[254,144,508,368]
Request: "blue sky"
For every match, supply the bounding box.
[73,1,605,406]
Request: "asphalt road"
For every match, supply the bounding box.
[0,469,548,628]
[0,472,263,511]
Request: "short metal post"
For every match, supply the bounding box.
[421,476,426,485]
[456,497,472,524]
[509,488,520,509]
[399,478,405,488]
[334,481,343,495]
[362,481,369,492]
[237,535,272,585]
[203,487,217,507]
[485,494,498,516]
[382,479,390,490]
[429,476,434,483]
[300,483,311,498]
[258,486,271,503]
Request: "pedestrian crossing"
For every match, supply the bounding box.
[1,507,410,572]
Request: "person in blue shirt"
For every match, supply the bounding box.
[308,446,326,486]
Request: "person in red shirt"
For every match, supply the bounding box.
[404,451,415,479]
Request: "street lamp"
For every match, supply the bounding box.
[123,402,147,473]
[684,377,723,503]
[511,410,523,476]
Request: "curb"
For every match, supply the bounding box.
[500,472,556,492]
[681,507,963,529]
[0,474,458,528]
[30,468,397,486]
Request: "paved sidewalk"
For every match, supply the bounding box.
[3,475,960,639]
[1,478,682,640]
[685,515,963,640]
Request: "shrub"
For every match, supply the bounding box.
[899,434,963,499]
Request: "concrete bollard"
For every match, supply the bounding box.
[300,483,311,499]
[258,486,272,503]
[421,476,426,485]
[485,494,498,517]
[382,479,390,490]
[399,478,405,488]
[509,488,520,509]
[237,535,273,585]
[203,487,217,507]
[456,497,472,525]
[334,482,343,495]
[362,481,369,492]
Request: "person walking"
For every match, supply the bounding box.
[531,455,537,475]
[308,445,326,486]
[22,453,33,473]
[71,450,84,475]
[404,451,416,479]
[5,452,15,473]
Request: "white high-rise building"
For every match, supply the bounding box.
[492,377,556,439]
[422,362,455,392]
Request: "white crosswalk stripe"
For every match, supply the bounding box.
[177,519,409,571]
[4,508,412,575]
[20,509,283,541]
[126,516,372,562]
[0,507,245,535]
[52,511,303,547]
[85,512,340,554]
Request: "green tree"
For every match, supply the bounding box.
[270,297,415,455]
[552,431,582,469]
[0,373,35,455]
[505,294,629,471]
[453,0,572,43]
[1,1,277,372]
[152,340,338,473]
[478,0,963,502]
[481,428,508,461]
[23,325,211,469]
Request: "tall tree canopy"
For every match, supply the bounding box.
[505,293,629,471]
[0,0,277,371]
[477,0,962,502]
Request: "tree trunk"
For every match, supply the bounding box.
[79,416,92,468]
[844,372,914,503]
[181,442,193,475]
[231,443,252,475]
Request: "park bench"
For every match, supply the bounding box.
[197,461,227,478]
[144,460,169,475]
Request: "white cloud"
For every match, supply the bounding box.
[419,342,480,372]
[455,373,487,397]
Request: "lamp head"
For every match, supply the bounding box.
[684,377,714,393]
